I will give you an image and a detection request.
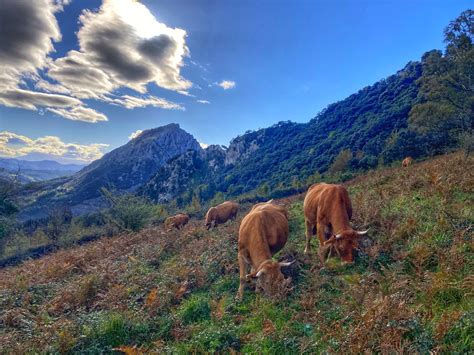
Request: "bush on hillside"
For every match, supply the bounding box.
[101,188,165,232]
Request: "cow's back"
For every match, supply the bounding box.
[239,204,289,256]
[304,183,352,223]
[217,201,238,220]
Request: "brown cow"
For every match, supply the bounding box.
[402,157,413,167]
[237,201,293,300]
[165,213,189,230]
[205,201,239,229]
[303,183,368,263]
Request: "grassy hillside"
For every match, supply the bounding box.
[1,152,472,353]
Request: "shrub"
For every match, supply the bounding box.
[102,188,163,232]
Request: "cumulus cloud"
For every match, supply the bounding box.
[34,78,71,95]
[128,130,143,140]
[0,0,109,122]
[216,80,236,90]
[0,0,190,122]
[103,95,184,110]
[0,0,61,85]
[0,131,108,162]
[48,0,192,98]
[196,99,210,104]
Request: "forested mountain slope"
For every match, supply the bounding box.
[140,61,427,206]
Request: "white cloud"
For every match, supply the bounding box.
[128,130,143,140]
[0,131,108,162]
[197,99,210,104]
[48,0,192,98]
[103,95,184,110]
[199,142,209,149]
[34,78,71,95]
[216,80,236,90]
[0,0,61,86]
[0,0,191,123]
[0,0,109,122]
[0,88,82,111]
[47,106,108,123]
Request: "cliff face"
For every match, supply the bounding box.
[139,145,226,203]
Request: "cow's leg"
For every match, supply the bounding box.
[316,223,328,265]
[236,252,248,300]
[304,219,314,254]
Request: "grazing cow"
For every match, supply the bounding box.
[205,201,239,229]
[303,183,368,263]
[165,213,189,230]
[402,157,413,167]
[237,201,293,300]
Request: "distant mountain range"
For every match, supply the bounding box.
[17,124,203,219]
[0,158,85,183]
[17,60,454,221]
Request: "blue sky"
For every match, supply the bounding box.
[0,0,471,163]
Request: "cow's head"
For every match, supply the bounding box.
[246,260,294,298]
[324,229,368,263]
[205,208,216,229]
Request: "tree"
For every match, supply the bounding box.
[409,10,473,151]
[101,188,161,232]
[328,149,352,174]
[45,207,73,243]
[0,174,20,255]
[189,193,202,215]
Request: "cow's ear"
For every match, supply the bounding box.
[324,235,337,245]
[246,268,266,279]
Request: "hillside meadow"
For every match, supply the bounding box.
[0,152,473,353]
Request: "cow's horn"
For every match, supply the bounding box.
[255,269,266,277]
[335,234,343,239]
[267,199,274,204]
[356,229,369,235]
[279,260,295,267]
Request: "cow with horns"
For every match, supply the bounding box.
[303,183,368,264]
[236,200,294,300]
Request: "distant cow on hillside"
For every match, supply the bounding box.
[402,157,413,167]
[205,201,239,229]
[303,183,368,264]
[237,201,294,300]
[165,213,189,230]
